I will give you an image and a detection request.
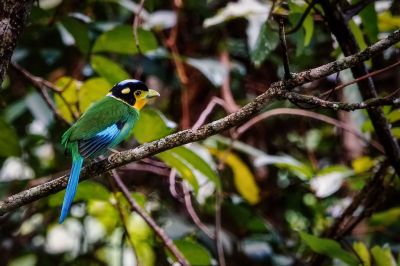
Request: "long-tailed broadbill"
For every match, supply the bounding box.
[59,79,160,223]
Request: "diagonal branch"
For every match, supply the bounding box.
[1,29,400,216]
[11,62,71,126]
[111,169,189,266]
[234,108,384,153]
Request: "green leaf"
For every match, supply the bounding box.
[61,17,90,54]
[387,109,400,123]
[54,77,80,122]
[126,212,153,242]
[79,77,112,112]
[250,23,279,67]
[305,129,321,151]
[92,25,158,55]
[353,242,371,266]
[209,135,313,179]
[48,181,111,207]
[173,239,212,266]
[91,55,130,85]
[370,208,400,227]
[158,151,199,192]
[172,146,221,189]
[9,254,37,266]
[359,3,378,42]
[225,201,270,233]
[371,245,396,266]
[133,108,176,143]
[87,200,118,233]
[303,12,314,46]
[210,148,260,204]
[391,128,400,139]
[54,77,112,121]
[133,109,220,191]
[349,20,367,51]
[288,0,314,47]
[0,118,21,157]
[299,232,359,266]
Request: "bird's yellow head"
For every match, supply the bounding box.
[108,79,160,110]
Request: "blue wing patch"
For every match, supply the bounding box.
[79,122,124,158]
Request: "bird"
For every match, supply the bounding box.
[59,79,160,223]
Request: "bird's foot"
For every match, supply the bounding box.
[107,148,121,163]
[108,148,120,154]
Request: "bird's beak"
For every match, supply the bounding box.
[147,89,160,99]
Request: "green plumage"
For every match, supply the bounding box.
[59,79,158,224]
[62,97,139,150]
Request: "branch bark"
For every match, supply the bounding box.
[276,90,400,111]
[0,0,33,83]
[1,29,400,216]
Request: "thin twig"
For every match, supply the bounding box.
[182,183,215,239]
[11,62,61,92]
[321,60,400,97]
[220,51,239,113]
[11,63,70,125]
[286,0,317,34]
[278,18,291,80]
[11,62,77,123]
[121,162,170,177]
[344,0,376,20]
[276,89,400,111]
[132,0,145,54]
[192,97,229,130]
[168,169,181,200]
[110,169,189,266]
[234,107,384,153]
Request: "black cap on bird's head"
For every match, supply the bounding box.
[109,79,160,110]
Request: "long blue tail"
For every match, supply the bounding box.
[59,156,83,223]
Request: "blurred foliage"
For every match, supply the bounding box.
[1,0,400,265]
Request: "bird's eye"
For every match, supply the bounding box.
[135,90,141,96]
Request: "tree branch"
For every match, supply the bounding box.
[11,62,71,126]
[344,0,376,20]
[278,17,292,80]
[132,0,145,54]
[277,90,400,111]
[286,0,317,34]
[234,108,384,153]
[1,29,400,216]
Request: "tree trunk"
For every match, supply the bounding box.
[0,0,33,83]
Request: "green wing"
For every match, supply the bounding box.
[62,97,139,146]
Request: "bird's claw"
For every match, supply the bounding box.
[108,148,120,154]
